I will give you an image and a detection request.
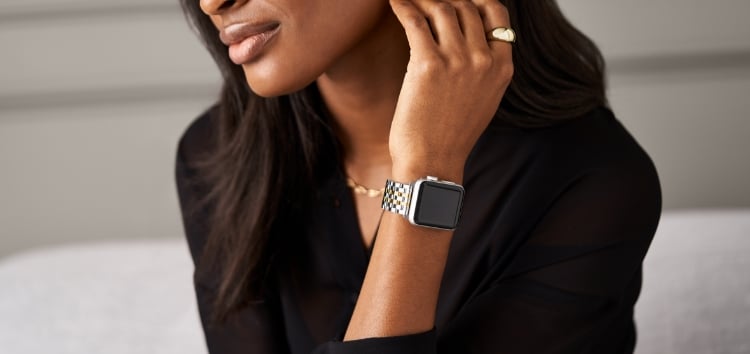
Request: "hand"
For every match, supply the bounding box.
[388,0,514,181]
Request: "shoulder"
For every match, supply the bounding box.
[469,107,662,233]
[176,104,218,167]
[545,107,661,203]
[536,107,661,198]
[485,107,654,167]
[478,106,660,180]
[174,104,217,207]
[540,107,656,170]
[175,105,218,266]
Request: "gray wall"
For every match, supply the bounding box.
[560,0,750,209]
[1,0,749,258]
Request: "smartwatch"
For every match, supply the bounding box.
[381,176,465,230]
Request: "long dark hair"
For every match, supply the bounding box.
[178,0,607,324]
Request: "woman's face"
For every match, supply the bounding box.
[200,0,393,97]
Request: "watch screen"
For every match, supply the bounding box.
[413,182,464,229]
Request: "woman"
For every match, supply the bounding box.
[175,0,662,353]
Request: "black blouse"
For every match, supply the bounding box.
[175,106,662,354]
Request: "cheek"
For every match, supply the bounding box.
[240,29,331,97]
[238,4,332,96]
[240,43,318,98]
[240,0,389,96]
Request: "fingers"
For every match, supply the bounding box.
[391,0,507,51]
[449,1,487,50]
[392,0,474,53]
[471,0,512,33]
[423,1,465,48]
[390,0,513,75]
[389,0,438,54]
[470,0,513,72]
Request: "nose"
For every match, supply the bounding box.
[200,0,246,15]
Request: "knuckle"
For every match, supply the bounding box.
[486,1,510,20]
[471,52,494,71]
[499,62,515,81]
[404,14,428,30]
[431,1,456,16]
[417,55,446,74]
[452,1,477,13]
[450,0,468,9]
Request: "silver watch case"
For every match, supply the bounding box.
[405,176,465,230]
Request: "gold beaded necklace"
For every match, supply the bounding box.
[346,175,384,198]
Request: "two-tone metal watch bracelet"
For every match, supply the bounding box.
[381,179,412,216]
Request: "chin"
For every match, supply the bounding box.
[242,62,318,98]
[246,82,290,98]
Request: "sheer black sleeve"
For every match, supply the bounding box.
[437,158,662,353]
[313,153,661,354]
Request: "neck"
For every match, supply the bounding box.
[316,11,409,183]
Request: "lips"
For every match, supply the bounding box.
[220,22,280,65]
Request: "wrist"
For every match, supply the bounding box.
[391,161,464,184]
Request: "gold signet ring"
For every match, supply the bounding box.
[487,27,517,43]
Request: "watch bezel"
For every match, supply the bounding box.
[406,177,465,230]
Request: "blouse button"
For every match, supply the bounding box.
[332,197,341,208]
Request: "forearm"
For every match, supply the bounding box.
[343,166,463,341]
[341,0,513,342]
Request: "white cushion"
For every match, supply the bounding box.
[635,208,750,354]
[0,239,206,354]
[1,209,748,353]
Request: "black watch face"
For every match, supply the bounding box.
[413,181,464,229]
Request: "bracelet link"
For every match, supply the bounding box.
[381,179,412,216]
